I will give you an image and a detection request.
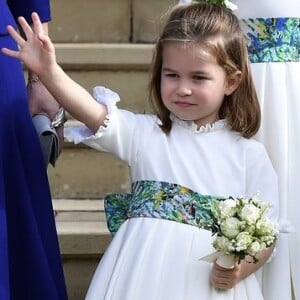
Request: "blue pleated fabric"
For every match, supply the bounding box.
[0,35,68,299]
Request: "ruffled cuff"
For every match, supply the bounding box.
[64,86,120,144]
[92,86,120,112]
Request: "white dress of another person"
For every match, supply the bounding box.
[234,1,299,299]
[65,87,279,300]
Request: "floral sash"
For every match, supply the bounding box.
[105,180,224,236]
[241,17,300,63]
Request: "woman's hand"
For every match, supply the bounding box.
[28,77,60,120]
[27,76,65,152]
[1,12,56,76]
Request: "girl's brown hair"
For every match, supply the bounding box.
[149,2,260,138]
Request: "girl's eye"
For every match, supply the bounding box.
[193,75,207,81]
[164,73,178,78]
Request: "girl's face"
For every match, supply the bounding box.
[161,41,238,127]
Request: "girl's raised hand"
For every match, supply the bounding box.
[1,12,56,76]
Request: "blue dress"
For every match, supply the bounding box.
[0,1,68,299]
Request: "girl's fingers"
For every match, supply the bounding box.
[37,33,54,52]
[17,16,33,37]
[1,47,20,59]
[6,25,26,46]
[31,12,44,35]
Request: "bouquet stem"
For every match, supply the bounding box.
[216,253,235,269]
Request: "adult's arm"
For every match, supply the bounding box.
[8,0,64,166]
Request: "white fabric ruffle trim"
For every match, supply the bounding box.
[170,114,227,133]
[92,86,120,112]
[64,86,120,144]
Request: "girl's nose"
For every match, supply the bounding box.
[176,81,192,97]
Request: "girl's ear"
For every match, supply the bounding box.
[225,71,242,96]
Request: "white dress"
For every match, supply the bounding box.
[234,1,299,299]
[65,87,279,300]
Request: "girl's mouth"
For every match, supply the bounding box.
[174,101,194,108]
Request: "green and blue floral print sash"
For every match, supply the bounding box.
[241,18,300,63]
[105,180,224,236]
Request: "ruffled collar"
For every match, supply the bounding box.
[170,114,227,133]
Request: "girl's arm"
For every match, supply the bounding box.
[2,12,106,133]
[38,62,107,133]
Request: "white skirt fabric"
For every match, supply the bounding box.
[86,218,263,300]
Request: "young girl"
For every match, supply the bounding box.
[2,3,279,299]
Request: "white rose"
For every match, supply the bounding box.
[240,204,260,224]
[235,232,252,251]
[259,242,267,251]
[213,236,232,252]
[261,235,277,246]
[244,224,256,235]
[221,217,241,239]
[178,0,192,4]
[247,241,262,256]
[225,0,238,11]
[256,218,278,236]
[218,199,237,219]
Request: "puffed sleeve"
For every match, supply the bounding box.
[7,0,51,24]
[64,86,157,166]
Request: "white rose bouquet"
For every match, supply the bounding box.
[202,196,278,268]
